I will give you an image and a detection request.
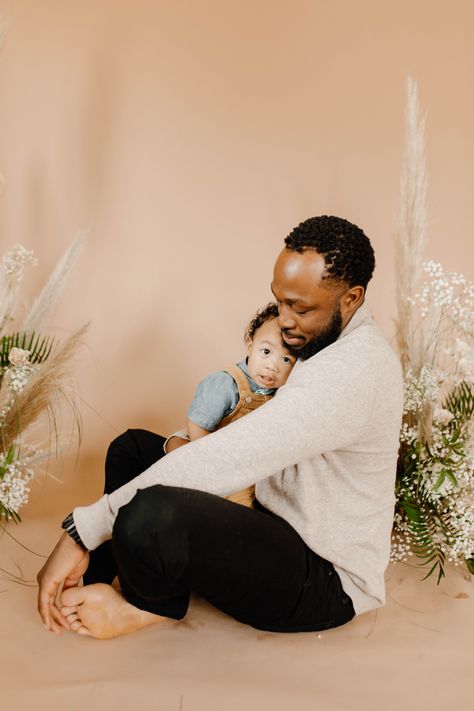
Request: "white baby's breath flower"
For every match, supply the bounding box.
[7,363,34,393]
[403,365,441,414]
[0,445,39,516]
[2,244,37,281]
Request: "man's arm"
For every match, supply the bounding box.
[73,350,371,551]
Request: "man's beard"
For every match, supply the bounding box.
[283,307,343,361]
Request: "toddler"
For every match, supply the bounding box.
[83,304,295,585]
[179,303,296,505]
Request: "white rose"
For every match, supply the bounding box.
[455,339,471,358]
[433,407,454,425]
[8,347,31,366]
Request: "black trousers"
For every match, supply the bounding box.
[84,429,355,632]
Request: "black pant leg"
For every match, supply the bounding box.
[112,485,355,632]
[83,429,168,585]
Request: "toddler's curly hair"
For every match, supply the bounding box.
[245,302,280,342]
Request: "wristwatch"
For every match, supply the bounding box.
[61,512,87,550]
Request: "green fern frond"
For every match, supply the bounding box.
[444,380,474,428]
[398,480,458,583]
[404,505,445,582]
[0,332,55,368]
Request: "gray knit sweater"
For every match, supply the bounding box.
[74,303,403,616]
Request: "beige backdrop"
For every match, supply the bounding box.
[0,1,473,499]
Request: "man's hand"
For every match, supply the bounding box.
[37,532,90,635]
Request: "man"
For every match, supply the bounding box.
[37,215,403,639]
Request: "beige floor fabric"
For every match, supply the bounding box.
[1,462,473,711]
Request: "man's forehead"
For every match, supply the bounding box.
[273,248,327,279]
[272,249,329,296]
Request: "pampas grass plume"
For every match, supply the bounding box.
[21,232,86,333]
[394,76,428,374]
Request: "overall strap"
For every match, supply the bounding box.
[222,363,253,398]
[218,363,273,430]
[219,364,273,508]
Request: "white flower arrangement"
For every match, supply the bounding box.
[392,79,474,581]
[0,238,86,523]
[392,268,474,577]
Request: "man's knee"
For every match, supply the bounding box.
[113,486,189,549]
[106,429,139,463]
[113,487,191,576]
[106,429,166,472]
[104,429,155,492]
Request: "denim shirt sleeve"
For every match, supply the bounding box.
[187,371,238,431]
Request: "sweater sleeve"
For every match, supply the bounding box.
[73,347,373,550]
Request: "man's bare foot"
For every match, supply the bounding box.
[60,583,166,639]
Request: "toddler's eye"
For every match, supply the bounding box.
[282,356,292,364]
[261,348,270,355]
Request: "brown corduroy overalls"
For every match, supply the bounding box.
[219,364,273,507]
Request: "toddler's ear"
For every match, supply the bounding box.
[245,337,253,356]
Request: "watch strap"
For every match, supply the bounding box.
[61,512,87,550]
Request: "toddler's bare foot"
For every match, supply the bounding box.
[60,583,166,639]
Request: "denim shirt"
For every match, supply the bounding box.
[187,359,276,432]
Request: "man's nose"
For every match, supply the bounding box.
[278,304,296,330]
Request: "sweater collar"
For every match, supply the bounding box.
[292,302,374,370]
[338,301,373,340]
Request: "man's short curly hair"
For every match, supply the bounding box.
[244,302,279,342]
[284,215,375,289]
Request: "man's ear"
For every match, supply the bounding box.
[340,285,365,318]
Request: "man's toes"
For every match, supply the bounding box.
[77,625,91,636]
[69,619,91,636]
[61,586,87,607]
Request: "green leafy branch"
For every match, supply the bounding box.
[399,493,446,583]
[444,380,474,429]
[397,458,458,583]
